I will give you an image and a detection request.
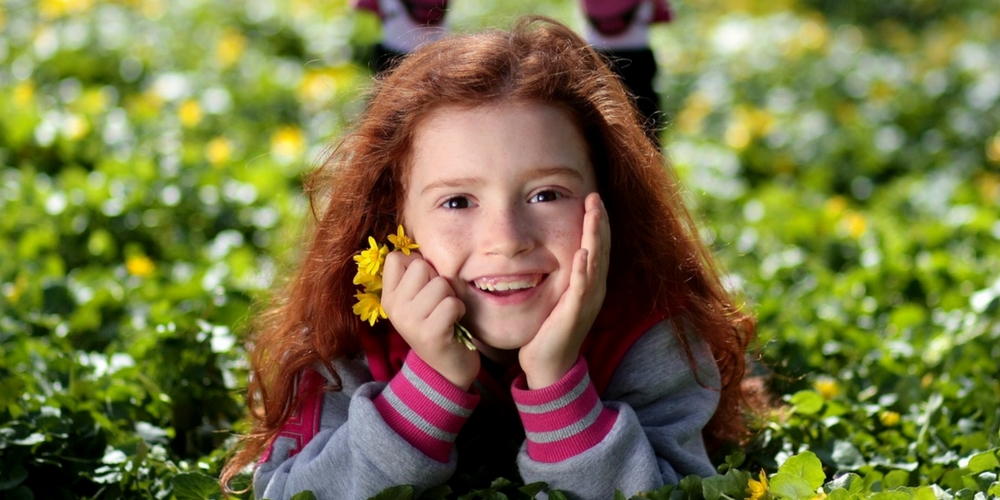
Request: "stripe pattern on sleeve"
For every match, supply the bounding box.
[511,357,618,463]
[373,350,480,462]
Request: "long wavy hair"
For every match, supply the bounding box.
[222,15,756,490]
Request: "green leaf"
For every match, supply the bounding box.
[867,492,910,500]
[966,450,1000,473]
[518,482,547,497]
[547,490,569,500]
[171,472,222,500]
[489,477,513,489]
[368,485,413,500]
[789,391,825,416]
[778,452,826,490]
[769,473,816,500]
[825,490,854,500]
[882,470,910,490]
[831,441,866,471]
[417,484,451,500]
[677,474,703,498]
[290,491,319,500]
[701,475,726,500]
[825,473,864,495]
[719,451,747,473]
[0,463,28,490]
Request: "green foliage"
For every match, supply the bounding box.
[2,0,1000,499]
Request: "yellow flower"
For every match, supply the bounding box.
[206,137,233,167]
[388,225,419,255]
[349,226,473,349]
[179,100,202,127]
[353,291,386,326]
[353,237,389,277]
[270,126,305,164]
[813,378,840,400]
[879,410,900,427]
[748,470,770,500]
[353,267,382,291]
[215,30,246,68]
[126,255,155,277]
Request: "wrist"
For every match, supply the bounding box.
[523,354,577,390]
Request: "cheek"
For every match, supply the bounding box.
[412,222,467,277]
[541,208,585,259]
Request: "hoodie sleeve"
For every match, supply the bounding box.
[253,353,479,500]
[514,321,721,500]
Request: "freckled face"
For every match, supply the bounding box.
[402,103,597,359]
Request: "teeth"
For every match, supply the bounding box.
[475,277,538,292]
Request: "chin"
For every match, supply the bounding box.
[468,320,540,351]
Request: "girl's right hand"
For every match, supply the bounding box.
[381,251,480,390]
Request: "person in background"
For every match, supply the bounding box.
[356,0,670,141]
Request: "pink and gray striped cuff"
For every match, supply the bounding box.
[511,357,618,463]
[373,350,480,462]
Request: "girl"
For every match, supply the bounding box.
[222,16,756,500]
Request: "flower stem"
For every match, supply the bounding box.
[454,322,476,350]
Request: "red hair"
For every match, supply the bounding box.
[222,16,756,489]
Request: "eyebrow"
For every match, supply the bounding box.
[419,166,585,195]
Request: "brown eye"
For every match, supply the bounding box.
[528,190,563,203]
[443,196,471,209]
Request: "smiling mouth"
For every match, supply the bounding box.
[472,275,542,294]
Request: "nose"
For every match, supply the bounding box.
[480,204,535,257]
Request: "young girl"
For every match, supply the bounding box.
[222,16,756,500]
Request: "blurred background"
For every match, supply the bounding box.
[1,0,999,498]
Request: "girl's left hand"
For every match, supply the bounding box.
[518,192,610,389]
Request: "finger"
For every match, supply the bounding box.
[382,251,418,294]
[581,193,610,280]
[568,248,590,301]
[427,295,466,334]
[392,257,438,302]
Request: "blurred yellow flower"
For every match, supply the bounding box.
[141,0,166,20]
[986,132,1000,164]
[388,225,419,256]
[747,470,770,500]
[179,100,202,127]
[870,80,895,102]
[216,30,247,68]
[879,410,900,427]
[126,255,155,277]
[39,0,93,18]
[725,120,751,151]
[298,67,350,105]
[63,114,90,140]
[726,106,775,151]
[975,173,999,204]
[270,126,305,164]
[676,92,711,135]
[844,212,867,239]
[799,17,829,51]
[353,291,386,326]
[814,378,840,400]
[824,196,847,218]
[206,137,233,167]
[13,82,35,108]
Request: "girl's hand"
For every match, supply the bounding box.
[381,251,480,390]
[518,192,610,389]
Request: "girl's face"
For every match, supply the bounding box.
[402,102,598,360]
